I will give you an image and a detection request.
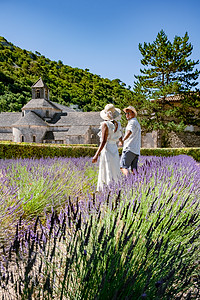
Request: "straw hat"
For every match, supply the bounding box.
[123,106,137,117]
[100,104,121,121]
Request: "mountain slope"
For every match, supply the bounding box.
[0,36,135,113]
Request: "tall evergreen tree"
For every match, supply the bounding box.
[134,30,200,132]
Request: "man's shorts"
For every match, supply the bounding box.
[120,150,139,171]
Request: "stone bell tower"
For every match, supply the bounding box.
[31,77,49,100]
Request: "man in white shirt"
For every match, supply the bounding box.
[119,106,141,176]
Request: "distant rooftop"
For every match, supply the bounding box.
[22,99,61,111]
[31,77,48,88]
[0,112,21,127]
[54,112,102,126]
[13,111,49,127]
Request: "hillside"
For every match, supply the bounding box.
[0,36,135,113]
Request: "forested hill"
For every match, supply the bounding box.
[0,36,135,113]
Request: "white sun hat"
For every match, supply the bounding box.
[100,104,121,121]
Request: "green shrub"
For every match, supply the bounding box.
[140,147,200,161]
[0,142,98,159]
[0,142,199,161]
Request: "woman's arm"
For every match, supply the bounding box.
[92,122,108,163]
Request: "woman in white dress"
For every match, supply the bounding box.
[92,104,122,191]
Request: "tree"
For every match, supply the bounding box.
[134,30,200,132]
[0,36,136,114]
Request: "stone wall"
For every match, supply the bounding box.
[141,129,200,148]
[66,135,86,144]
[90,127,100,145]
[167,131,200,148]
[13,126,48,143]
[141,131,159,148]
[23,109,55,119]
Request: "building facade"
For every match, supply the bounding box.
[0,78,102,145]
[0,78,199,148]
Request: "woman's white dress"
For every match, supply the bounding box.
[97,120,122,191]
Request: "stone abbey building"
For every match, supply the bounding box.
[0,78,199,148]
[0,78,102,144]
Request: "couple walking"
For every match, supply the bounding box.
[92,104,141,191]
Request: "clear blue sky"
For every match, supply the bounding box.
[1,0,200,89]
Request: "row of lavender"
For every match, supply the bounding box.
[0,155,199,299]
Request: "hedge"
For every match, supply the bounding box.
[0,142,199,161]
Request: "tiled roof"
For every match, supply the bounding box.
[151,93,199,103]
[0,112,21,127]
[43,127,90,140]
[53,131,69,139]
[54,112,102,126]
[31,77,48,88]
[151,94,183,103]
[0,133,13,140]
[13,111,49,126]
[163,95,183,101]
[51,102,76,112]
[0,111,102,128]
[67,125,90,135]
[22,99,61,111]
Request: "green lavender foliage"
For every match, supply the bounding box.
[0,189,199,299]
[0,155,199,299]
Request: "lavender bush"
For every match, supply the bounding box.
[0,155,199,299]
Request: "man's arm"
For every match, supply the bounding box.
[118,130,132,146]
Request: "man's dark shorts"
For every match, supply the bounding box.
[120,150,139,171]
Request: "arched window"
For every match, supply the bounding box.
[33,135,36,142]
[45,89,48,99]
[36,89,40,98]
[21,135,24,142]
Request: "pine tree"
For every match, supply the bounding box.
[134,30,200,132]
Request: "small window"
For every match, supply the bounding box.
[33,135,36,142]
[21,135,24,142]
[36,89,40,98]
[45,89,48,99]
[46,111,49,117]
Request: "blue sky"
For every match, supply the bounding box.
[1,0,200,89]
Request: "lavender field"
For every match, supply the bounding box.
[0,155,199,299]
